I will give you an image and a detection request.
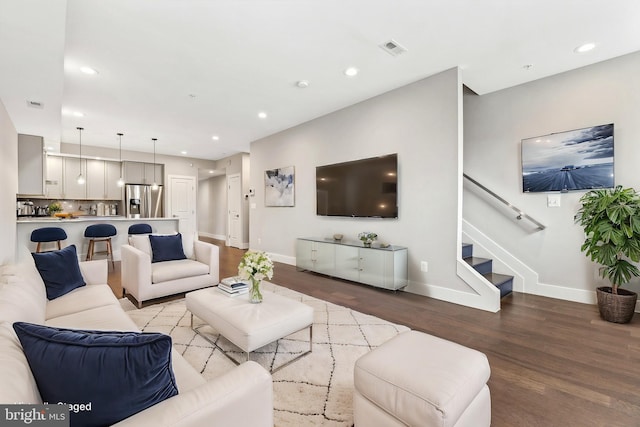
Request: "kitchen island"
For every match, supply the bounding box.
[16,216,179,262]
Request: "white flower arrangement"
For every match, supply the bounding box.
[238,250,274,281]
[358,232,378,243]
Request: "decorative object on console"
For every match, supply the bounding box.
[358,231,378,248]
[238,250,274,303]
[522,123,614,193]
[575,185,640,323]
[333,233,343,241]
[265,166,295,207]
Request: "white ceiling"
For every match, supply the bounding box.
[1,0,639,161]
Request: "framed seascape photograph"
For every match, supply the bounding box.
[521,123,614,192]
[265,166,295,206]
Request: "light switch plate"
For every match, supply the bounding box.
[547,194,561,207]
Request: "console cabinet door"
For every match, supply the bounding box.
[313,242,335,275]
[296,240,334,274]
[334,245,360,282]
[358,248,389,288]
[296,240,314,271]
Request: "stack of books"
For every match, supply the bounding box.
[217,276,249,297]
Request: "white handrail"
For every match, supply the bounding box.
[463,174,546,231]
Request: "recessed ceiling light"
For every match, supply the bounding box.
[212,135,219,141]
[209,170,214,174]
[181,150,187,155]
[80,66,98,75]
[258,112,267,119]
[73,112,84,117]
[574,43,596,53]
[344,67,359,77]
[296,80,310,88]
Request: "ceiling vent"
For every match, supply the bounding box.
[379,39,407,57]
[26,100,44,109]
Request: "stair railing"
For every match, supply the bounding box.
[463,174,546,231]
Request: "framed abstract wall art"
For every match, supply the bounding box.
[265,166,295,206]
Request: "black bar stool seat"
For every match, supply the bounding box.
[84,224,117,269]
[128,223,152,235]
[30,227,67,253]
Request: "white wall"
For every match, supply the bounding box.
[464,51,640,303]
[197,175,227,240]
[250,68,473,296]
[0,98,17,264]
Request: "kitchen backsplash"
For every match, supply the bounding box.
[17,198,123,217]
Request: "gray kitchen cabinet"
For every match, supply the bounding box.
[45,155,63,199]
[17,134,45,195]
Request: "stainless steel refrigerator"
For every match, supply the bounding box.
[125,184,164,218]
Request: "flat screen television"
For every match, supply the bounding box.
[316,154,398,218]
[521,123,614,192]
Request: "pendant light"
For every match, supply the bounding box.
[116,133,125,187]
[76,127,85,185]
[151,138,159,191]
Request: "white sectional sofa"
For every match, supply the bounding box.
[0,259,273,427]
[122,233,219,308]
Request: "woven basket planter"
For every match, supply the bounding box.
[596,287,637,324]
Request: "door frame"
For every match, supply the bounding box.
[227,173,245,248]
[167,174,197,235]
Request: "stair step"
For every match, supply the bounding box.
[464,257,492,275]
[483,272,513,298]
[461,243,473,259]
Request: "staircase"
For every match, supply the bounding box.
[462,243,513,298]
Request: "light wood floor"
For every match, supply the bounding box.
[109,238,640,427]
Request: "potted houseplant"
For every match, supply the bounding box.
[575,186,640,323]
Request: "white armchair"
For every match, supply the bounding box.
[121,234,219,308]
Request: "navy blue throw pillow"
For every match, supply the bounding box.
[13,322,178,427]
[31,244,86,300]
[149,233,187,263]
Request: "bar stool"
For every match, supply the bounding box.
[128,223,152,235]
[84,224,117,270]
[30,227,67,253]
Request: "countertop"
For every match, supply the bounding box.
[16,216,177,223]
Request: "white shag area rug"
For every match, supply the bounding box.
[124,282,409,426]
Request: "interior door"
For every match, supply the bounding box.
[168,175,196,236]
[227,174,241,248]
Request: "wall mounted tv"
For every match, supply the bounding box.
[521,123,614,193]
[316,154,398,218]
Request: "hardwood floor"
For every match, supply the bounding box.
[110,238,640,427]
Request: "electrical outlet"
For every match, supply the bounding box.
[420,261,428,272]
[257,238,262,244]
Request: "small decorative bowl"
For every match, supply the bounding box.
[333,234,343,241]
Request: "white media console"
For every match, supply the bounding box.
[296,237,408,291]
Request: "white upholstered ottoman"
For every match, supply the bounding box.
[353,330,491,427]
[186,286,314,372]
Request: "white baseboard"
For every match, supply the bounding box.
[267,252,296,266]
[198,231,226,241]
[405,279,500,313]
